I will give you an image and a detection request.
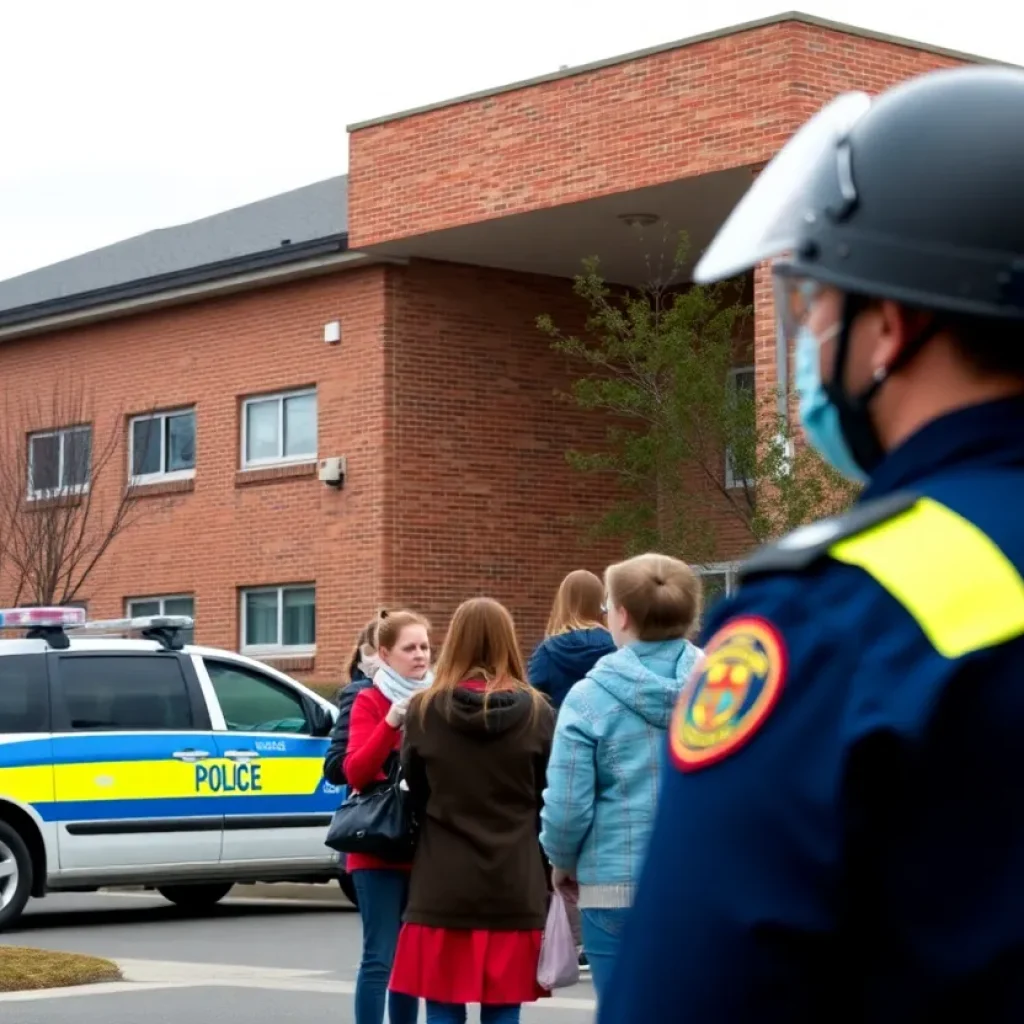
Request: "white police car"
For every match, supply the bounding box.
[0,606,347,931]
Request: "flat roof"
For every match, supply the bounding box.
[347,11,1001,132]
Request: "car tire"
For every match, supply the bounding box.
[157,883,233,909]
[338,872,358,908]
[0,820,33,932]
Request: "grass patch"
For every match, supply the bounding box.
[0,946,121,992]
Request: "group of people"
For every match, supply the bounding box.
[322,551,704,1024]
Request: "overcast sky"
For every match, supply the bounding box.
[1,0,1020,282]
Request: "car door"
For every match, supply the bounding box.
[50,651,222,871]
[194,655,337,866]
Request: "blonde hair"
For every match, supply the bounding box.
[605,553,702,642]
[545,569,605,637]
[377,609,431,652]
[346,609,389,682]
[417,597,548,723]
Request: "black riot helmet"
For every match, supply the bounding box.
[693,65,1024,475]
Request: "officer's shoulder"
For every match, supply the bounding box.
[738,490,919,583]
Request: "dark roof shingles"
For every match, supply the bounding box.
[0,174,348,314]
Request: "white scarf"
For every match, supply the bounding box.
[373,662,433,704]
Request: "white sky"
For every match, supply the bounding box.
[1,0,1020,282]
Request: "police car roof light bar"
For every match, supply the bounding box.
[0,606,88,650]
[0,606,88,629]
[66,615,195,652]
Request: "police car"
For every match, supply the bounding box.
[0,606,348,931]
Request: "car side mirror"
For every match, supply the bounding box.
[308,701,334,738]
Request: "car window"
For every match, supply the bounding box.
[57,655,194,731]
[204,660,310,734]
[0,655,49,733]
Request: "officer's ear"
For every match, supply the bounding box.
[871,300,932,377]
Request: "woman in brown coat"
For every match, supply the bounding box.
[388,597,555,1024]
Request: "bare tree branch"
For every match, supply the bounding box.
[0,381,164,606]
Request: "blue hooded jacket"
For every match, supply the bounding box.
[539,637,703,907]
[528,627,616,709]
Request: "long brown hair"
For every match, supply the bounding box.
[545,569,605,637]
[416,597,548,723]
[346,609,388,682]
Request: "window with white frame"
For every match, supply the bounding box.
[725,366,756,489]
[130,409,196,482]
[240,585,315,655]
[126,595,195,644]
[696,563,742,615]
[27,426,91,498]
[241,389,317,469]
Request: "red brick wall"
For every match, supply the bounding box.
[349,20,968,248]
[0,269,391,684]
[381,260,622,651]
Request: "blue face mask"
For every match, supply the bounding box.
[794,325,869,484]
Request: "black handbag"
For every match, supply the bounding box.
[324,753,418,862]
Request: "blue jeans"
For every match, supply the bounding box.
[580,908,630,1001]
[425,1003,520,1023]
[352,869,419,1024]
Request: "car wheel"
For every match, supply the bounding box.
[338,872,358,907]
[157,883,233,909]
[0,820,33,932]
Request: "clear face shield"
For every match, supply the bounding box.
[692,91,873,286]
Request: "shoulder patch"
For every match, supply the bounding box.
[670,616,787,771]
[738,490,920,582]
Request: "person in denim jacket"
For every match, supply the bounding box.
[539,553,703,1000]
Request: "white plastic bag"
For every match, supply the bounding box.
[537,890,580,990]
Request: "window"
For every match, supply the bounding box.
[241,389,317,468]
[0,655,50,733]
[725,367,756,490]
[696,563,742,616]
[130,409,196,482]
[57,655,193,731]
[28,426,91,498]
[204,659,310,734]
[127,595,195,645]
[240,585,315,655]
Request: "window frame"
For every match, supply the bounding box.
[240,387,317,470]
[126,594,195,643]
[128,407,197,485]
[725,365,756,490]
[239,584,316,657]
[27,424,92,500]
[696,561,742,604]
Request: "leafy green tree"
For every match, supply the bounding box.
[538,234,860,562]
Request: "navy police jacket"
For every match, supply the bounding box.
[600,396,1024,1023]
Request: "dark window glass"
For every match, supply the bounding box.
[204,660,309,734]
[0,655,49,733]
[59,655,193,731]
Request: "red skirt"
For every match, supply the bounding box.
[389,924,550,1005]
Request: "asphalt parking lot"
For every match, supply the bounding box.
[1,890,597,1022]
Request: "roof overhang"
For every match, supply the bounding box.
[364,167,754,286]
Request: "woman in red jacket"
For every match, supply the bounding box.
[344,609,432,1024]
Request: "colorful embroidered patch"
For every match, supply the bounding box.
[670,615,787,771]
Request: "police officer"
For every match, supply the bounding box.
[599,65,1024,1022]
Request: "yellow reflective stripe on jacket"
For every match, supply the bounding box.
[829,496,1024,659]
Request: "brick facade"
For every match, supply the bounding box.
[0,16,975,680]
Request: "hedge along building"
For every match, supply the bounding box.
[0,13,983,681]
